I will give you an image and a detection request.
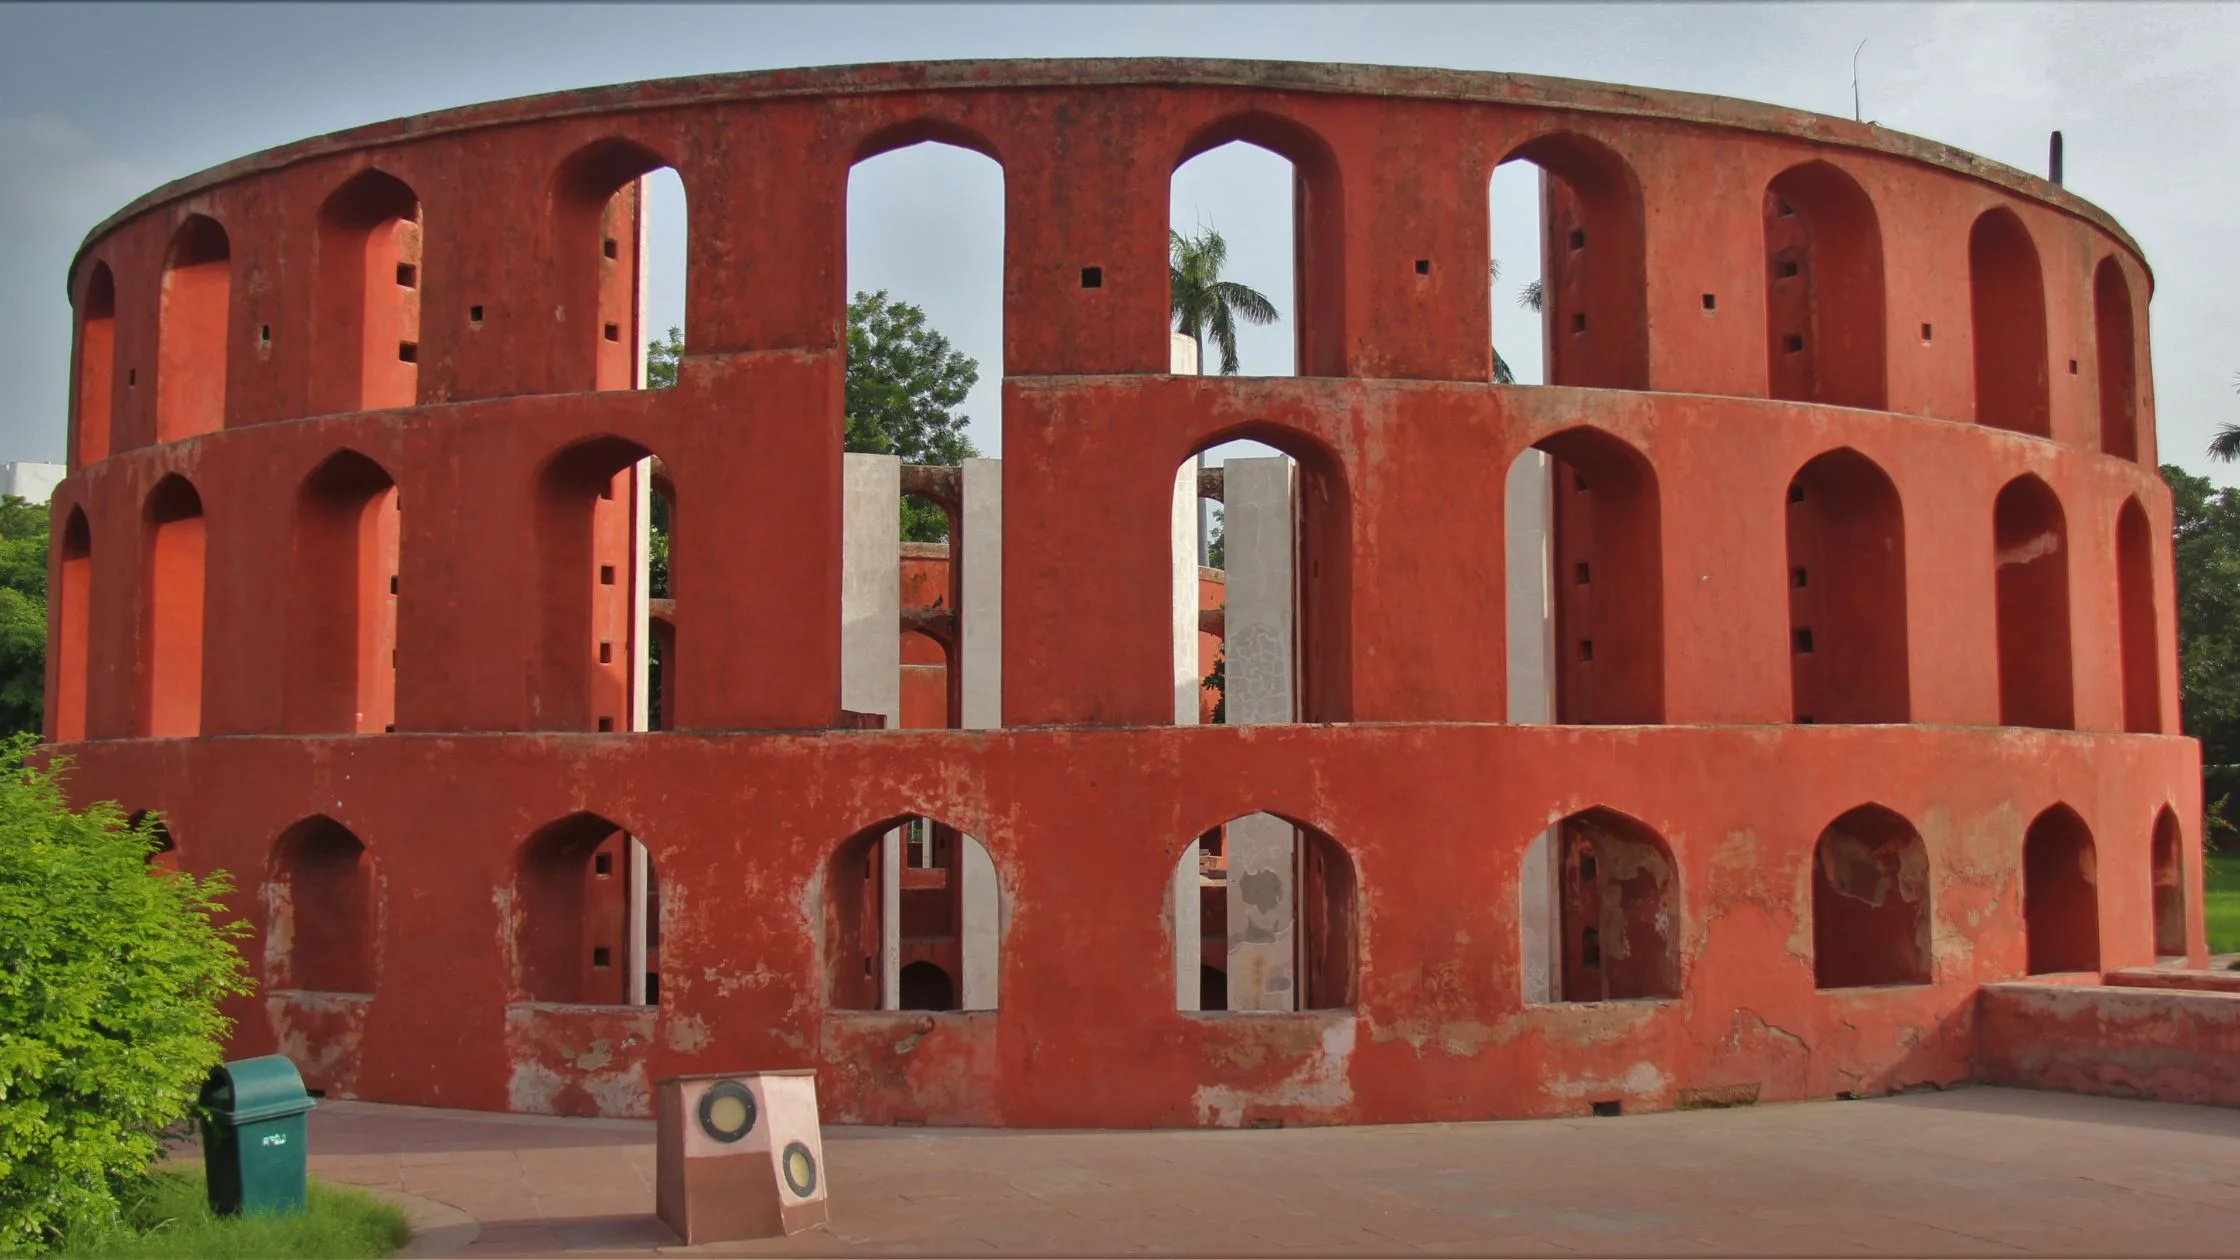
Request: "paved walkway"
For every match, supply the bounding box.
[296,1087,2240,1257]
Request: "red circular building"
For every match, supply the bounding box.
[47,60,2200,1127]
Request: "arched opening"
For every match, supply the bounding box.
[157,215,231,441]
[55,507,91,742]
[898,961,956,1012]
[2022,804,2099,974]
[1172,116,1337,378]
[1811,804,1930,988]
[550,138,681,393]
[1550,807,1679,1002]
[1537,428,1661,724]
[140,475,205,737]
[265,816,375,994]
[826,814,1003,1013]
[2151,808,2186,958]
[2094,258,2139,461]
[1173,433,1350,727]
[286,451,399,734]
[515,813,660,1006]
[2116,498,2161,734]
[1968,209,2049,438]
[76,263,115,464]
[1763,162,1885,409]
[1172,813,1356,1013]
[1993,475,2073,729]
[130,810,178,872]
[1786,448,1908,723]
[1494,134,1649,390]
[312,169,423,415]
[533,436,657,732]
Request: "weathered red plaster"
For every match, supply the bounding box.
[44,60,2206,1127]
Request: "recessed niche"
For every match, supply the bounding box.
[1079,266,1102,288]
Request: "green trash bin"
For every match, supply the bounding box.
[199,1055,316,1216]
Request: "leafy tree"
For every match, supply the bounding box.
[2209,371,2240,463]
[2167,463,2240,846]
[644,291,983,543]
[0,750,250,1250]
[0,497,49,738]
[1170,227,1277,376]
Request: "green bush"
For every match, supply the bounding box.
[55,1169,410,1259]
[0,740,250,1253]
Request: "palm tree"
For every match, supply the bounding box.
[1490,259,1545,385]
[1170,227,1278,376]
[2213,371,2240,462]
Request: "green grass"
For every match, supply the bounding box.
[53,1168,411,1259]
[2209,852,2240,956]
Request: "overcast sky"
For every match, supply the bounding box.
[3,2,2234,479]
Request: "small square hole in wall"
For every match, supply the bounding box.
[1080,266,1102,288]
[1794,627,1815,653]
[1415,258,1431,275]
[470,305,485,324]
[1591,1100,1623,1117]
[127,369,137,386]
[1568,229,1586,250]
[1792,566,1809,588]
[595,853,612,876]
[383,723,396,733]
[603,323,620,342]
[1575,562,1591,586]
[593,946,612,967]
[389,575,399,595]
[597,716,615,732]
[602,238,618,260]
[1777,260,1800,279]
[599,565,616,585]
[1789,483,1806,504]
[599,642,613,664]
[2069,359,2079,374]
[398,341,418,363]
[1920,322,1933,342]
[391,649,398,667]
[1578,639,1595,663]
[396,263,417,288]
[1784,334,1805,353]
[259,325,271,344]
[1798,714,1816,724]
[1701,293,1717,311]
[1572,313,1588,333]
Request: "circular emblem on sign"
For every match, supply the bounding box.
[781,1141,819,1197]
[695,1080,756,1144]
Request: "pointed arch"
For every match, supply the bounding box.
[1551,806,1679,1001]
[1811,804,1930,988]
[140,474,205,737]
[2116,497,2161,734]
[157,215,231,441]
[1993,474,2072,729]
[55,506,91,742]
[2022,803,2098,974]
[2094,258,2139,461]
[1175,112,1344,377]
[550,137,679,393]
[2151,807,2186,959]
[1763,161,1885,409]
[532,435,658,732]
[1498,132,1649,390]
[1536,426,1662,723]
[286,450,400,733]
[1786,447,1908,723]
[266,815,376,994]
[313,169,423,414]
[1167,808,1356,1013]
[826,811,1008,1013]
[76,262,116,464]
[515,811,658,1005]
[1969,208,2049,438]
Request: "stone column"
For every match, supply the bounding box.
[959,458,1003,1010]
[842,453,902,1009]
[1506,449,1562,1002]
[1171,460,1202,1011]
[1224,456,1297,1012]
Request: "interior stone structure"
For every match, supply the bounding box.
[45,59,2212,1127]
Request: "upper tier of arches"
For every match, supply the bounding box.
[63,62,2153,473]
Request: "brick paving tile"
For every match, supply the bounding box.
[1404,1236,1579,1256]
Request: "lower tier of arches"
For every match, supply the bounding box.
[53,721,2200,1127]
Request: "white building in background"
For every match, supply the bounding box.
[0,463,64,505]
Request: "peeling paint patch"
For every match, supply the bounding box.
[1193,1017,1355,1127]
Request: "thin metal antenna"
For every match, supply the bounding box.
[1852,39,1868,123]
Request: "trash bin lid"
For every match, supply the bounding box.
[200,1055,317,1124]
